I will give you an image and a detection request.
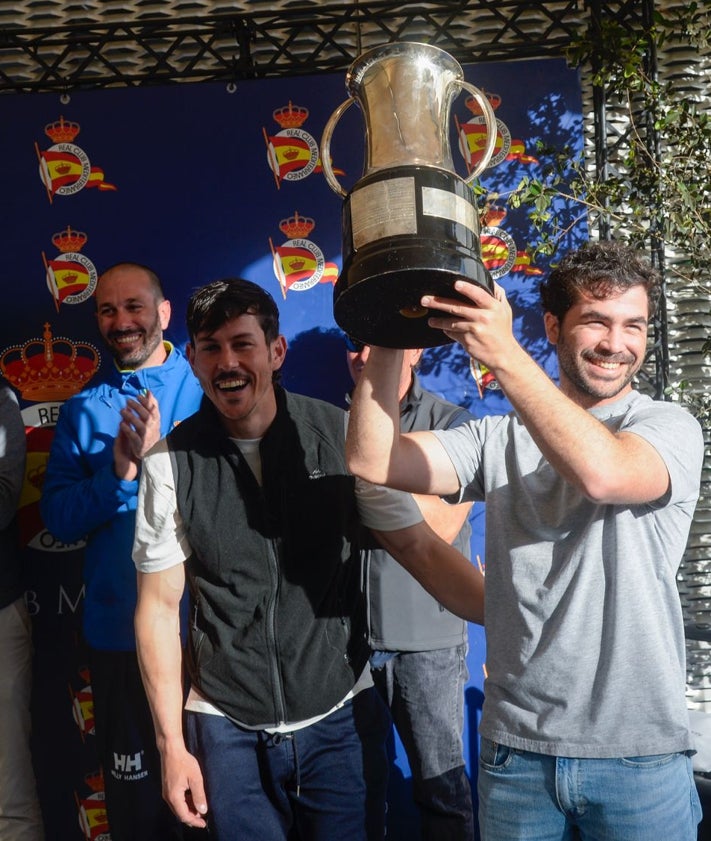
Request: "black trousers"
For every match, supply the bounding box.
[88,648,200,841]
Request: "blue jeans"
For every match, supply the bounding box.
[185,685,391,840]
[478,737,702,841]
[372,644,474,840]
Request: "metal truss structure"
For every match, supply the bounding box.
[0,1,619,93]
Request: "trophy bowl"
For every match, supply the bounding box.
[321,42,497,348]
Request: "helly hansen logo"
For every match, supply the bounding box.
[111,751,148,782]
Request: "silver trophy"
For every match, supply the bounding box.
[321,42,497,348]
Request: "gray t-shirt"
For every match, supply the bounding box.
[367,374,472,652]
[434,390,703,757]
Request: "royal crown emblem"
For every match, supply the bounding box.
[483,203,507,228]
[51,225,88,253]
[0,323,100,402]
[44,115,81,144]
[279,211,315,239]
[465,91,502,115]
[272,101,309,129]
[456,90,510,173]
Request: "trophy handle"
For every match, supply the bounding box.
[320,97,354,197]
[458,82,497,183]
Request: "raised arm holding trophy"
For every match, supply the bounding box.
[321,42,497,348]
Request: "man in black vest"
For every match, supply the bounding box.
[133,278,484,841]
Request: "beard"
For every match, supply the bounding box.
[556,336,642,402]
[108,312,163,369]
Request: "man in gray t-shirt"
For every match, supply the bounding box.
[345,241,704,841]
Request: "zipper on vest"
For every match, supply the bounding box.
[265,537,287,724]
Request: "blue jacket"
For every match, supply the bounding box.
[40,344,203,650]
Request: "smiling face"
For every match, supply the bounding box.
[96,266,170,370]
[187,313,287,438]
[545,284,650,408]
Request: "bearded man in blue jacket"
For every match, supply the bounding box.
[40,262,204,841]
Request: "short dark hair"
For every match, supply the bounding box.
[539,241,662,321]
[97,262,165,302]
[186,278,280,344]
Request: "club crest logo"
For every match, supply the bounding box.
[263,102,324,187]
[76,770,110,841]
[1,324,100,551]
[470,359,500,394]
[42,226,97,308]
[35,116,117,203]
[457,91,538,174]
[70,667,96,740]
[480,202,543,280]
[480,204,517,279]
[269,212,339,295]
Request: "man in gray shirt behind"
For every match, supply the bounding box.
[346,336,475,840]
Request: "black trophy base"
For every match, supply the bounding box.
[334,241,494,349]
[335,164,494,348]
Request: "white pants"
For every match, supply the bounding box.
[0,598,44,841]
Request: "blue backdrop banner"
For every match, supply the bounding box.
[0,57,584,840]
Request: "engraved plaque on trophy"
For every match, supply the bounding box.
[321,42,497,348]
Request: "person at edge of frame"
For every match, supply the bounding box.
[0,383,45,841]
